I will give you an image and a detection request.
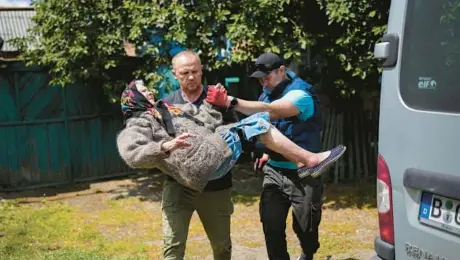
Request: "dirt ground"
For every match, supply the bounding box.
[1,164,378,260]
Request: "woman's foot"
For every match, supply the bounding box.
[302,150,331,168]
[298,145,347,179]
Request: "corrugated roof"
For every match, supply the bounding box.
[0,8,35,52]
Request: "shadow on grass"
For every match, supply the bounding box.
[107,170,165,202]
[231,179,377,209]
[106,163,264,204]
[229,163,377,209]
[115,171,377,210]
[0,183,92,201]
[229,162,263,206]
[0,170,166,203]
[113,164,264,204]
[0,161,376,210]
[322,180,376,209]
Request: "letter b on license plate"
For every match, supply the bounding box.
[419,192,460,236]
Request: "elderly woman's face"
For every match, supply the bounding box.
[137,84,155,104]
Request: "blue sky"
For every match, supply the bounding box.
[0,0,31,7]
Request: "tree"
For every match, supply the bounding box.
[317,0,390,99]
[283,0,390,101]
[11,0,130,99]
[12,0,312,99]
[12,0,390,101]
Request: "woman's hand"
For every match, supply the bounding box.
[161,133,194,152]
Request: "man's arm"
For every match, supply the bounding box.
[206,85,314,120]
[231,98,300,120]
[230,89,314,121]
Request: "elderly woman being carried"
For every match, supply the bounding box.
[116,80,346,191]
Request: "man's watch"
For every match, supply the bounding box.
[229,97,238,109]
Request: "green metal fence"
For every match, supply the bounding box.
[0,62,132,191]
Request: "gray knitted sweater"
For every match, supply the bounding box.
[116,101,233,191]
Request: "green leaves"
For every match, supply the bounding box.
[14,0,309,95]
[11,0,390,100]
[12,0,128,97]
[312,0,390,96]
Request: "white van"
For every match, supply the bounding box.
[373,0,460,259]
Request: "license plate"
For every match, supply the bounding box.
[419,192,460,236]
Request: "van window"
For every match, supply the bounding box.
[400,0,460,113]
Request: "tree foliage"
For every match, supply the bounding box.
[285,0,390,99]
[12,0,390,100]
[318,0,389,85]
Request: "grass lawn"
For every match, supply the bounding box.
[0,177,377,260]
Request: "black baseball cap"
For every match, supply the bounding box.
[250,52,286,79]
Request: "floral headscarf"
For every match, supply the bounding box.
[121,80,162,122]
[120,80,187,137]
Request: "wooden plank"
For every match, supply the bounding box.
[0,127,10,187]
[0,74,17,121]
[320,109,327,146]
[14,125,28,187]
[95,119,104,175]
[339,113,345,181]
[368,126,374,177]
[334,112,340,184]
[361,111,369,178]
[18,72,48,119]
[22,126,38,186]
[321,108,331,150]
[68,121,84,179]
[347,110,354,181]
[353,108,362,178]
[47,124,61,173]
[320,108,332,182]
[90,118,103,177]
[6,126,20,185]
[47,123,70,176]
[327,109,336,150]
[106,117,125,172]
[326,110,336,182]
[35,125,51,181]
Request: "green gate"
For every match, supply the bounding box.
[0,62,132,191]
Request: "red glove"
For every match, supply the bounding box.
[206,87,228,107]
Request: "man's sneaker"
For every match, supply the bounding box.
[298,145,347,179]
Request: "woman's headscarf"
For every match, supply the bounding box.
[120,80,180,136]
[120,80,161,122]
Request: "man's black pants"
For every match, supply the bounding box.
[259,165,323,260]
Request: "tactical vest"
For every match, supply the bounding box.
[258,74,323,162]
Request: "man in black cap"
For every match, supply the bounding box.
[207,52,325,260]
